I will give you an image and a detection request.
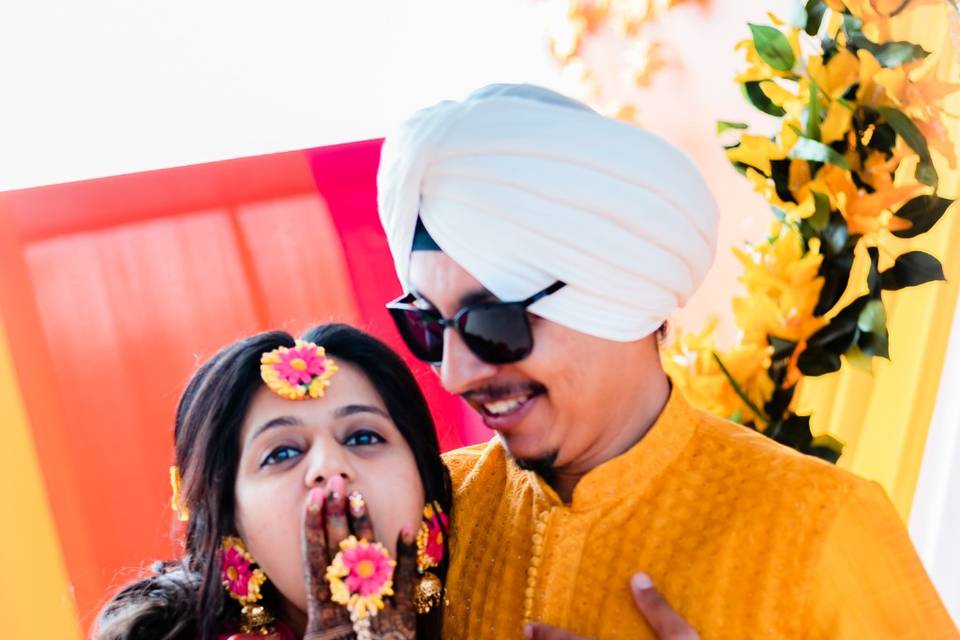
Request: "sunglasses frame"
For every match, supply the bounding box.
[386,281,567,365]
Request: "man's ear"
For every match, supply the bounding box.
[655,321,669,346]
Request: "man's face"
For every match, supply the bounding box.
[408,251,659,474]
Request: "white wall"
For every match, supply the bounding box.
[910,291,960,625]
[0,1,560,191]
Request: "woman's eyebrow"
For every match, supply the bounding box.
[334,404,390,419]
[248,415,303,445]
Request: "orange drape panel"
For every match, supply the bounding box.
[0,150,363,629]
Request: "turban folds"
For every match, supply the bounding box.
[377,84,720,342]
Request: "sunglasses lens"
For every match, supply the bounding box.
[459,304,533,364]
[390,308,444,363]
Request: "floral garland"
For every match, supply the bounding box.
[664,0,959,462]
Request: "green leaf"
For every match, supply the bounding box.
[770,159,795,202]
[866,246,881,297]
[806,80,821,141]
[717,120,750,134]
[764,384,797,420]
[770,336,797,360]
[797,346,843,376]
[892,196,954,239]
[857,299,887,334]
[880,251,946,290]
[844,345,874,371]
[858,325,890,358]
[788,137,851,169]
[749,23,797,72]
[803,0,827,36]
[771,414,814,450]
[874,41,930,67]
[742,81,787,117]
[809,191,831,232]
[843,13,865,32]
[815,221,855,317]
[878,106,938,187]
[712,352,770,424]
[809,295,869,353]
[808,434,844,463]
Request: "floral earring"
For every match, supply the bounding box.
[414,501,448,614]
[220,536,275,635]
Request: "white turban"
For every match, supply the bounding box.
[377,84,720,342]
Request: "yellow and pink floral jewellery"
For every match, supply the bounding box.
[326,535,396,640]
[260,340,338,400]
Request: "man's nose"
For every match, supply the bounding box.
[438,326,498,395]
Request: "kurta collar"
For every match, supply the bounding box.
[522,384,699,512]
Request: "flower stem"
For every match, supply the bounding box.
[712,351,771,426]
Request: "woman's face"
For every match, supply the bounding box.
[234,361,425,616]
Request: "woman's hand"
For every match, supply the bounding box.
[301,480,420,640]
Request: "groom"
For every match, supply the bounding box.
[377,84,955,638]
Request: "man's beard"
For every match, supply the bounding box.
[514,449,559,486]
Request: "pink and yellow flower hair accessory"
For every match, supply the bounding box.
[260,340,338,400]
[325,535,396,640]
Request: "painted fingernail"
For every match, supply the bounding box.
[308,487,325,512]
[348,492,366,516]
[326,492,346,516]
[631,572,653,591]
[328,475,345,496]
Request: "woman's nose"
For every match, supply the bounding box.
[303,439,354,490]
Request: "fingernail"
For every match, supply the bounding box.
[308,487,325,511]
[326,494,345,516]
[348,492,365,516]
[401,524,416,543]
[631,572,653,591]
[328,475,345,496]
[523,623,534,639]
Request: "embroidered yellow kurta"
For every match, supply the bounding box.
[442,388,957,639]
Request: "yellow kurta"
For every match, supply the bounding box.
[442,387,957,639]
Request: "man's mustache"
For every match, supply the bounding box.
[461,382,547,404]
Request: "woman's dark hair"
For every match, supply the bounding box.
[95,324,452,640]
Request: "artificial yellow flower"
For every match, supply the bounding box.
[860,148,907,191]
[872,50,960,167]
[820,101,854,143]
[845,182,924,234]
[807,48,860,100]
[759,80,806,122]
[837,0,945,28]
[857,49,890,108]
[732,224,826,344]
[726,134,785,175]
[735,27,801,83]
[743,167,815,223]
[662,319,774,424]
[918,115,958,169]
[875,52,960,119]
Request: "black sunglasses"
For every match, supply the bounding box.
[386,281,566,365]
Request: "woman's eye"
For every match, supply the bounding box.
[261,445,302,467]
[344,430,385,447]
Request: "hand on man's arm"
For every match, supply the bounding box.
[524,573,699,640]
